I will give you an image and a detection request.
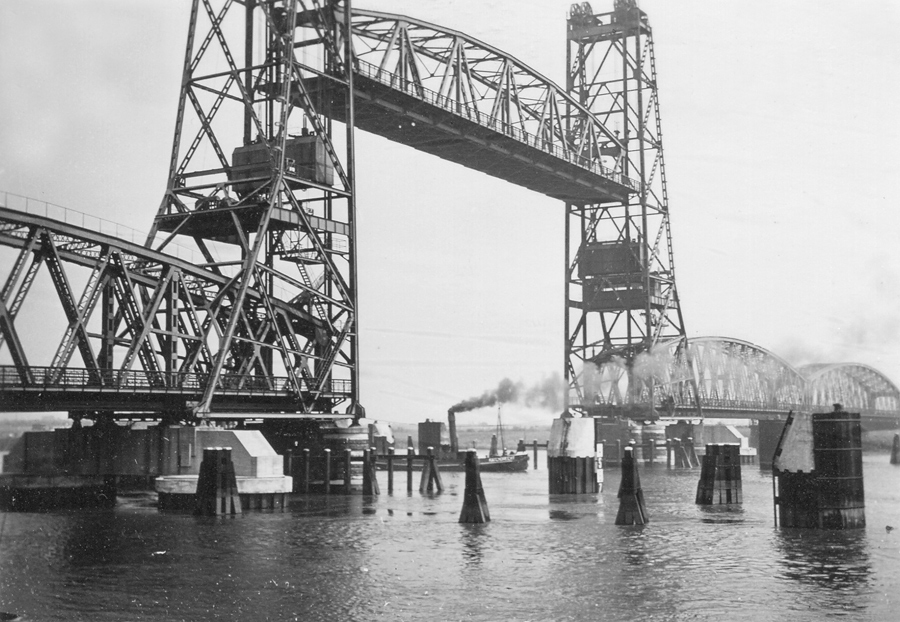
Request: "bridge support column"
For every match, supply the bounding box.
[773,407,865,529]
[548,417,601,494]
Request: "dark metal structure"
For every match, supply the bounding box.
[0,2,898,428]
[564,1,698,419]
[147,0,360,418]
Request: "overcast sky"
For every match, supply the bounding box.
[1,1,898,426]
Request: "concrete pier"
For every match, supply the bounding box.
[547,417,601,494]
[1,424,292,511]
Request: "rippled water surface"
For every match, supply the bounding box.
[1,452,898,621]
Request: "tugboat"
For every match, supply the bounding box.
[458,405,529,472]
[379,405,529,472]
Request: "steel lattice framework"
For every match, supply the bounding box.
[341,8,635,200]
[564,0,698,419]
[802,363,900,415]
[2,2,899,427]
[0,204,346,418]
[147,0,361,417]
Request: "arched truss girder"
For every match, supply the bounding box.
[683,337,807,413]
[801,363,900,415]
[342,9,638,199]
[0,207,348,416]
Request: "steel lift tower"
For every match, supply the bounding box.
[565,1,699,419]
[146,0,360,418]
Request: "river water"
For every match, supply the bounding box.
[1,451,898,621]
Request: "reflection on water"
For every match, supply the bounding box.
[459,524,488,566]
[0,453,897,621]
[775,529,871,589]
[697,503,746,524]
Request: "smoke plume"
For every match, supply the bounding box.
[449,375,564,414]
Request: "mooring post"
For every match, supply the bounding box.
[406,446,414,493]
[672,438,683,468]
[302,447,310,494]
[323,448,332,495]
[648,438,656,466]
[666,438,673,469]
[362,448,379,496]
[195,447,242,516]
[459,449,490,523]
[430,448,444,493]
[370,447,380,495]
[387,447,395,494]
[533,439,538,469]
[615,447,648,525]
[696,444,742,505]
[419,446,443,493]
[891,434,900,465]
[343,448,352,494]
[686,437,699,467]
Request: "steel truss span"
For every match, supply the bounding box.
[588,335,900,421]
[0,206,347,419]
[338,9,637,202]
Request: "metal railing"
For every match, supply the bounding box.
[0,191,204,265]
[0,365,352,397]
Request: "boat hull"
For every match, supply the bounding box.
[376,453,529,473]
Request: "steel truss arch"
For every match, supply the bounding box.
[802,363,900,415]
[684,337,807,415]
[346,8,633,192]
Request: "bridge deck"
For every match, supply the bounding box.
[0,367,350,418]
[313,61,635,204]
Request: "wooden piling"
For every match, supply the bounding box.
[195,447,242,516]
[532,439,538,469]
[615,447,648,525]
[323,448,331,495]
[459,449,490,523]
[548,455,598,494]
[696,444,742,505]
[406,446,414,493]
[891,434,900,465]
[302,448,310,494]
[362,448,380,496]
[387,447,394,494]
[666,438,673,469]
[343,448,352,494]
[685,437,700,467]
[648,438,656,466]
[419,446,444,493]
